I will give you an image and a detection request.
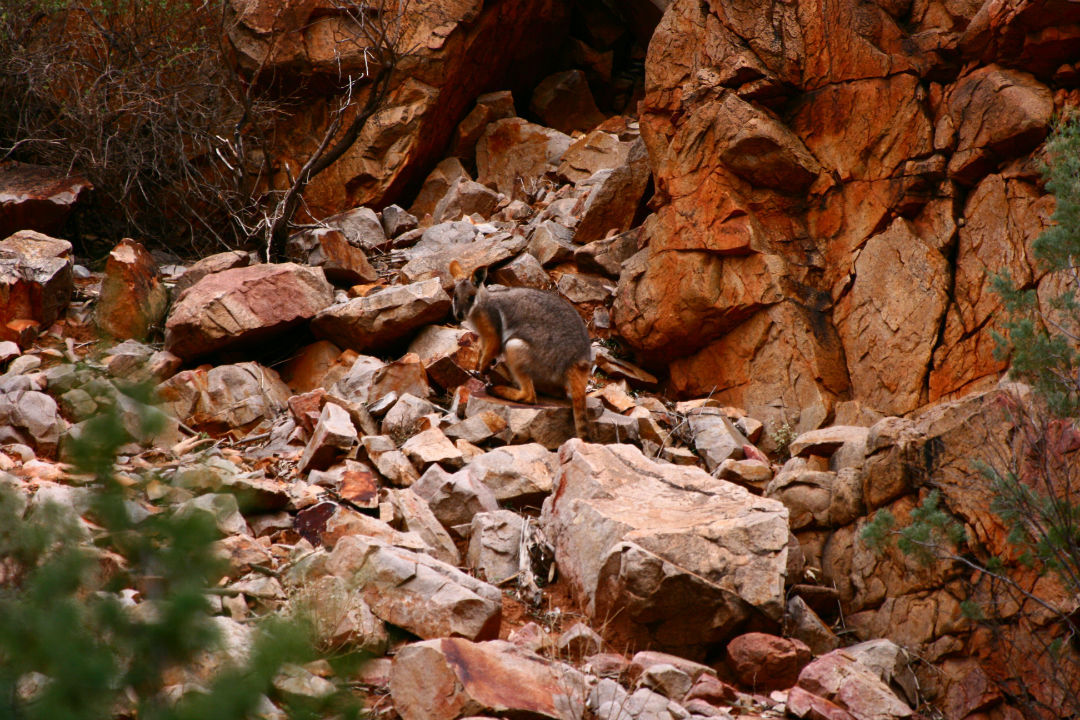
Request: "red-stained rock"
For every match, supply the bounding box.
[165,263,334,361]
[0,162,91,238]
[938,65,1053,185]
[790,74,932,183]
[613,244,786,359]
[285,228,377,285]
[798,648,913,720]
[959,0,1080,77]
[389,638,585,720]
[529,69,607,135]
[833,219,950,416]
[725,632,812,691]
[279,340,346,394]
[234,0,570,217]
[929,173,1052,400]
[448,91,516,162]
[172,250,252,297]
[557,122,641,186]
[0,230,73,342]
[410,157,469,221]
[476,118,572,201]
[571,137,650,244]
[96,239,169,341]
[668,301,849,431]
[788,686,858,720]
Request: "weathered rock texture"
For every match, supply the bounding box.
[786,385,1080,717]
[542,440,790,658]
[614,0,1076,428]
[165,263,334,361]
[0,230,73,341]
[227,0,569,216]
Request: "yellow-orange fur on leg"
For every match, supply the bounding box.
[566,362,590,440]
[469,310,501,372]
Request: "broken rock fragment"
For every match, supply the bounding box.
[96,238,169,341]
[326,535,501,641]
[0,230,73,341]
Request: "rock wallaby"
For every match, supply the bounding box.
[448,260,592,439]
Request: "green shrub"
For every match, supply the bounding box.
[0,380,362,719]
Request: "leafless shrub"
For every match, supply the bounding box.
[0,0,409,259]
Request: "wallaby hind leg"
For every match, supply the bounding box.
[489,339,538,404]
[566,362,590,440]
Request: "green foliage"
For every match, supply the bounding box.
[860,490,965,565]
[992,114,1080,417]
[0,379,362,719]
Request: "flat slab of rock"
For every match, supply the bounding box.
[312,278,450,352]
[0,230,73,337]
[326,535,501,641]
[0,163,91,238]
[789,426,870,458]
[172,250,251,297]
[541,440,790,656]
[165,263,334,361]
[390,638,586,720]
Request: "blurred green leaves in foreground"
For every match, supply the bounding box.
[0,380,364,720]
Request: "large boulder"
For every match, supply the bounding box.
[541,440,790,657]
[165,263,334,361]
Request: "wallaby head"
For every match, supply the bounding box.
[449,260,485,321]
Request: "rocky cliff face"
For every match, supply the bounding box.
[615,0,1078,431]
[227,0,570,217]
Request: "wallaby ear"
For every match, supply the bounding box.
[472,265,488,286]
[448,260,466,281]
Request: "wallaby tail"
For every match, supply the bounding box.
[566,362,590,441]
